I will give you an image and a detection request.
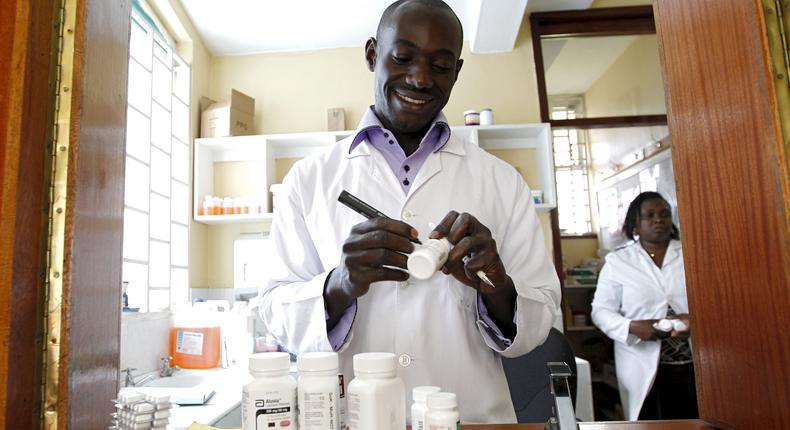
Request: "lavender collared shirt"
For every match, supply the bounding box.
[326,107,514,351]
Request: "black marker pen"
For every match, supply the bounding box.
[338,190,422,244]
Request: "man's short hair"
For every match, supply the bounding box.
[376,0,464,44]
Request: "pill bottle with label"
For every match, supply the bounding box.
[338,372,347,430]
[347,352,406,430]
[297,352,341,430]
[463,110,480,126]
[411,386,441,430]
[407,238,451,280]
[425,392,460,430]
[169,307,221,369]
[242,352,297,430]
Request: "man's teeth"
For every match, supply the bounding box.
[397,93,428,105]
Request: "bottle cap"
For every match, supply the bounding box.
[463,110,479,115]
[352,352,396,374]
[297,352,339,372]
[413,386,441,403]
[407,250,437,280]
[426,392,457,409]
[249,352,290,373]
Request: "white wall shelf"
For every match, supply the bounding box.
[193,124,556,225]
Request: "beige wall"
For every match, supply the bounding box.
[560,237,599,268]
[584,35,665,117]
[208,19,541,134]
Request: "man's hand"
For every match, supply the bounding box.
[430,211,517,338]
[324,217,417,329]
[629,319,671,341]
[668,313,691,339]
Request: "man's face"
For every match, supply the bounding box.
[366,4,463,134]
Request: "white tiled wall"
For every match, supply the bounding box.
[120,311,171,377]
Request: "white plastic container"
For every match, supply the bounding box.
[407,238,451,280]
[463,110,480,126]
[479,108,494,126]
[425,392,460,430]
[347,352,406,430]
[298,352,341,430]
[242,352,297,430]
[411,386,441,430]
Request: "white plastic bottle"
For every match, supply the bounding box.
[242,352,297,430]
[297,352,341,430]
[411,386,441,430]
[407,238,451,280]
[347,352,406,430]
[425,392,460,430]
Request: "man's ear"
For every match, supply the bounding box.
[454,58,464,82]
[365,37,377,72]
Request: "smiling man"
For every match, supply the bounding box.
[259,0,560,423]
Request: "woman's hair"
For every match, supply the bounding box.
[622,191,680,240]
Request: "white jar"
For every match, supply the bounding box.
[242,352,297,430]
[298,352,341,430]
[407,238,451,280]
[425,392,460,430]
[347,352,406,430]
[479,108,494,126]
[463,110,480,126]
[411,386,441,430]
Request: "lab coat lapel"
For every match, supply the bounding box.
[406,134,465,200]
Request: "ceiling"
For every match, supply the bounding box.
[179,0,594,57]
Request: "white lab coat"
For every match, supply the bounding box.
[591,240,689,420]
[259,131,560,423]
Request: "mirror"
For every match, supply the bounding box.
[532,5,697,422]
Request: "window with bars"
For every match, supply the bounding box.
[122,6,191,312]
[550,96,593,235]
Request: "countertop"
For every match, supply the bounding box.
[161,367,249,430]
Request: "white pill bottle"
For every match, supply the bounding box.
[425,392,460,430]
[411,386,441,430]
[297,351,341,430]
[242,352,297,430]
[407,238,451,280]
[347,352,406,430]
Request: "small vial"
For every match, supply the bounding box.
[297,352,340,430]
[222,197,233,215]
[201,195,213,216]
[671,319,688,332]
[212,196,223,215]
[411,386,441,430]
[654,319,673,332]
[242,352,297,430]
[425,392,460,430]
[407,238,451,280]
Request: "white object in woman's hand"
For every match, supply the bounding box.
[653,319,674,332]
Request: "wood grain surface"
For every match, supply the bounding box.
[0,0,56,428]
[655,0,790,428]
[59,0,130,427]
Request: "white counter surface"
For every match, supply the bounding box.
[161,367,250,430]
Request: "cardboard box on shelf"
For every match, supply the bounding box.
[200,89,255,138]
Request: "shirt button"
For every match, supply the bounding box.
[399,281,410,288]
[389,140,394,145]
[404,165,410,172]
[402,210,414,220]
[398,353,412,367]
[403,178,410,186]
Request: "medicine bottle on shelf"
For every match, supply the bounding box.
[425,392,460,430]
[242,352,297,430]
[201,195,214,216]
[347,352,405,430]
[222,197,233,215]
[297,352,341,430]
[411,386,441,430]
[212,196,223,215]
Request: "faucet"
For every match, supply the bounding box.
[160,356,180,377]
[121,368,155,387]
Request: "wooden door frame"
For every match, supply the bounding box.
[1,0,130,428]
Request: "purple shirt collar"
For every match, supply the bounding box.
[349,107,451,195]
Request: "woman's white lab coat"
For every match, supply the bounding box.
[259,132,561,423]
[591,239,688,420]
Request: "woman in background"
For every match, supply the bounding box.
[592,191,698,421]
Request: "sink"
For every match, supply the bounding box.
[144,373,207,388]
[131,372,216,405]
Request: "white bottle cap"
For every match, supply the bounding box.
[297,351,339,372]
[426,392,457,409]
[408,250,438,280]
[352,352,396,374]
[249,352,290,374]
[413,386,441,403]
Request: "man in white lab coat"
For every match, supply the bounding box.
[259,0,560,423]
